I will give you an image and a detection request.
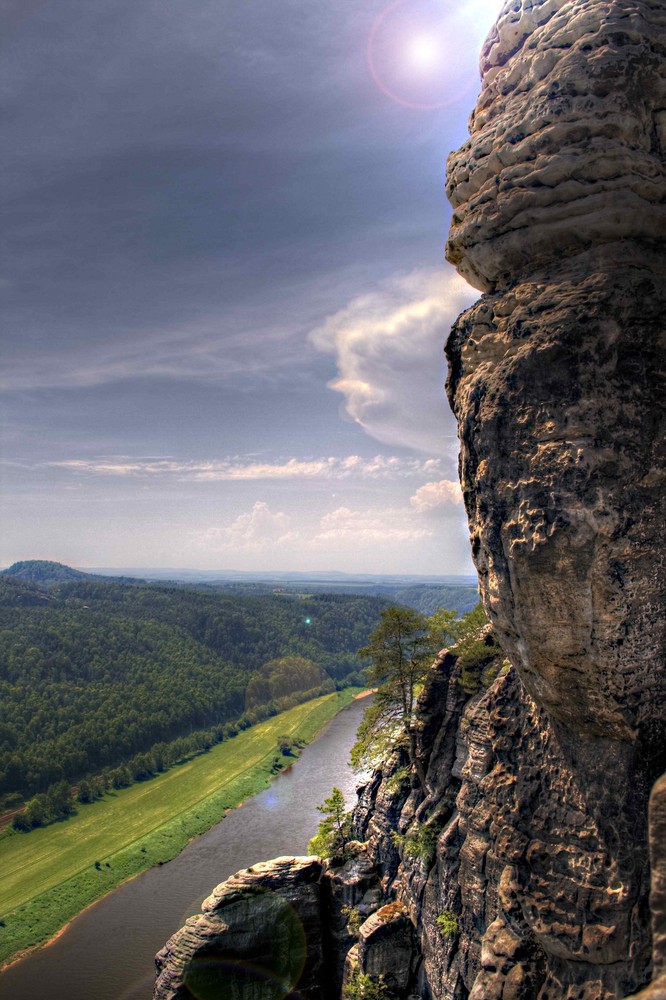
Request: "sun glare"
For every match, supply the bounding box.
[368,0,506,110]
[406,35,440,72]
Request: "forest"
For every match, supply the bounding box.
[0,567,388,806]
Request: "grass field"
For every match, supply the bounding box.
[0,689,359,967]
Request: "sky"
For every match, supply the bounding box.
[1,0,502,576]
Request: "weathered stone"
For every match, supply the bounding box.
[353,655,474,998]
[630,773,666,998]
[630,974,666,1000]
[469,915,545,1000]
[322,850,383,996]
[445,0,666,751]
[446,0,666,293]
[649,773,666,978]
[446,258,666,745]
[356,903,418,995]
[440,1,664,995]
[153,857,324,1000]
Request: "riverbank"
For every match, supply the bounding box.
[0,689,362,969]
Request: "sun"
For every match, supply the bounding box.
[368,0,506,110]
[405,35,440,72]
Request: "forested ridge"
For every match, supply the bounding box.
[0,572,387,802]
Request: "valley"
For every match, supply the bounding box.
[0,690,359,968]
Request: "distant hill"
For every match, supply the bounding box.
[1,562,478,613]
[1,560,142,587]
[1,560,91,585]
[82,567,479,614]
[85,567,479,588]
[0,563,478,805]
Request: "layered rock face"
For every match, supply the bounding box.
[446,0,665,746]
[356,653,653,998]
[632,774,666,998]
[440,0,666,994]
[153,854,389,1000]
[154,857,326,1000]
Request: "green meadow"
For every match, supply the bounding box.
[0,690,359,967]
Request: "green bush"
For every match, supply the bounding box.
[344,968,393,1000]
[436,910,460,939]
[453,603,501,695]
[385,765,411,795]
[341,905,362,936]
[307,787,351,858]
[392,820,442,865]
[403,823,440,864]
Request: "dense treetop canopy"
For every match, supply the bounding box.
[0,575,386,799]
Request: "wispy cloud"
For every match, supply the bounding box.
[190,478,468,562]
[47,454,443,481]
[0,314,306,392]
[310,267,477,456]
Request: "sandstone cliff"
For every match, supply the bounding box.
[153,853,386,1000]
[153,1,665,997]
[445,0,666,752]
[436,0,665,993]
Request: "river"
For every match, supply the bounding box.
[0,696,369,1000]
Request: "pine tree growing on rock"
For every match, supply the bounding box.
[352,606,436,792]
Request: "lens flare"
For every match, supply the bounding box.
[367,0,503,110]
[182,891,308,1000]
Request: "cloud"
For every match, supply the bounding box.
[310,268,477,456]
[199,501,297,552]
[47,454,443,481]
[0,312,306,392]
[314,506,431,545]
[410,479,463,512]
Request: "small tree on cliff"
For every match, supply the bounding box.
[427,607,458,651]
[351,606,436,792]
[308,786,351,857]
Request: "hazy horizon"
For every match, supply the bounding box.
[2,558,478,585]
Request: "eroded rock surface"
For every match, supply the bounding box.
[153,852,387,1000]
[446,0,666,746]
[439,0,666,995]
[631,774,666,998]
[154,857,325,1000]
[446,0,666,293]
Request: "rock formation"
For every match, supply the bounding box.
[440,0,665,993]
[445,0,666,751]
[154,2,665,998]
[153,854,389,1000]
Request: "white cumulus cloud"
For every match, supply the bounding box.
[199,501,297,552]
[309,267,477,456]
[410,479,463,512]
[314,506,431,545]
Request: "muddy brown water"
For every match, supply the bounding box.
[0,696,370,1000]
